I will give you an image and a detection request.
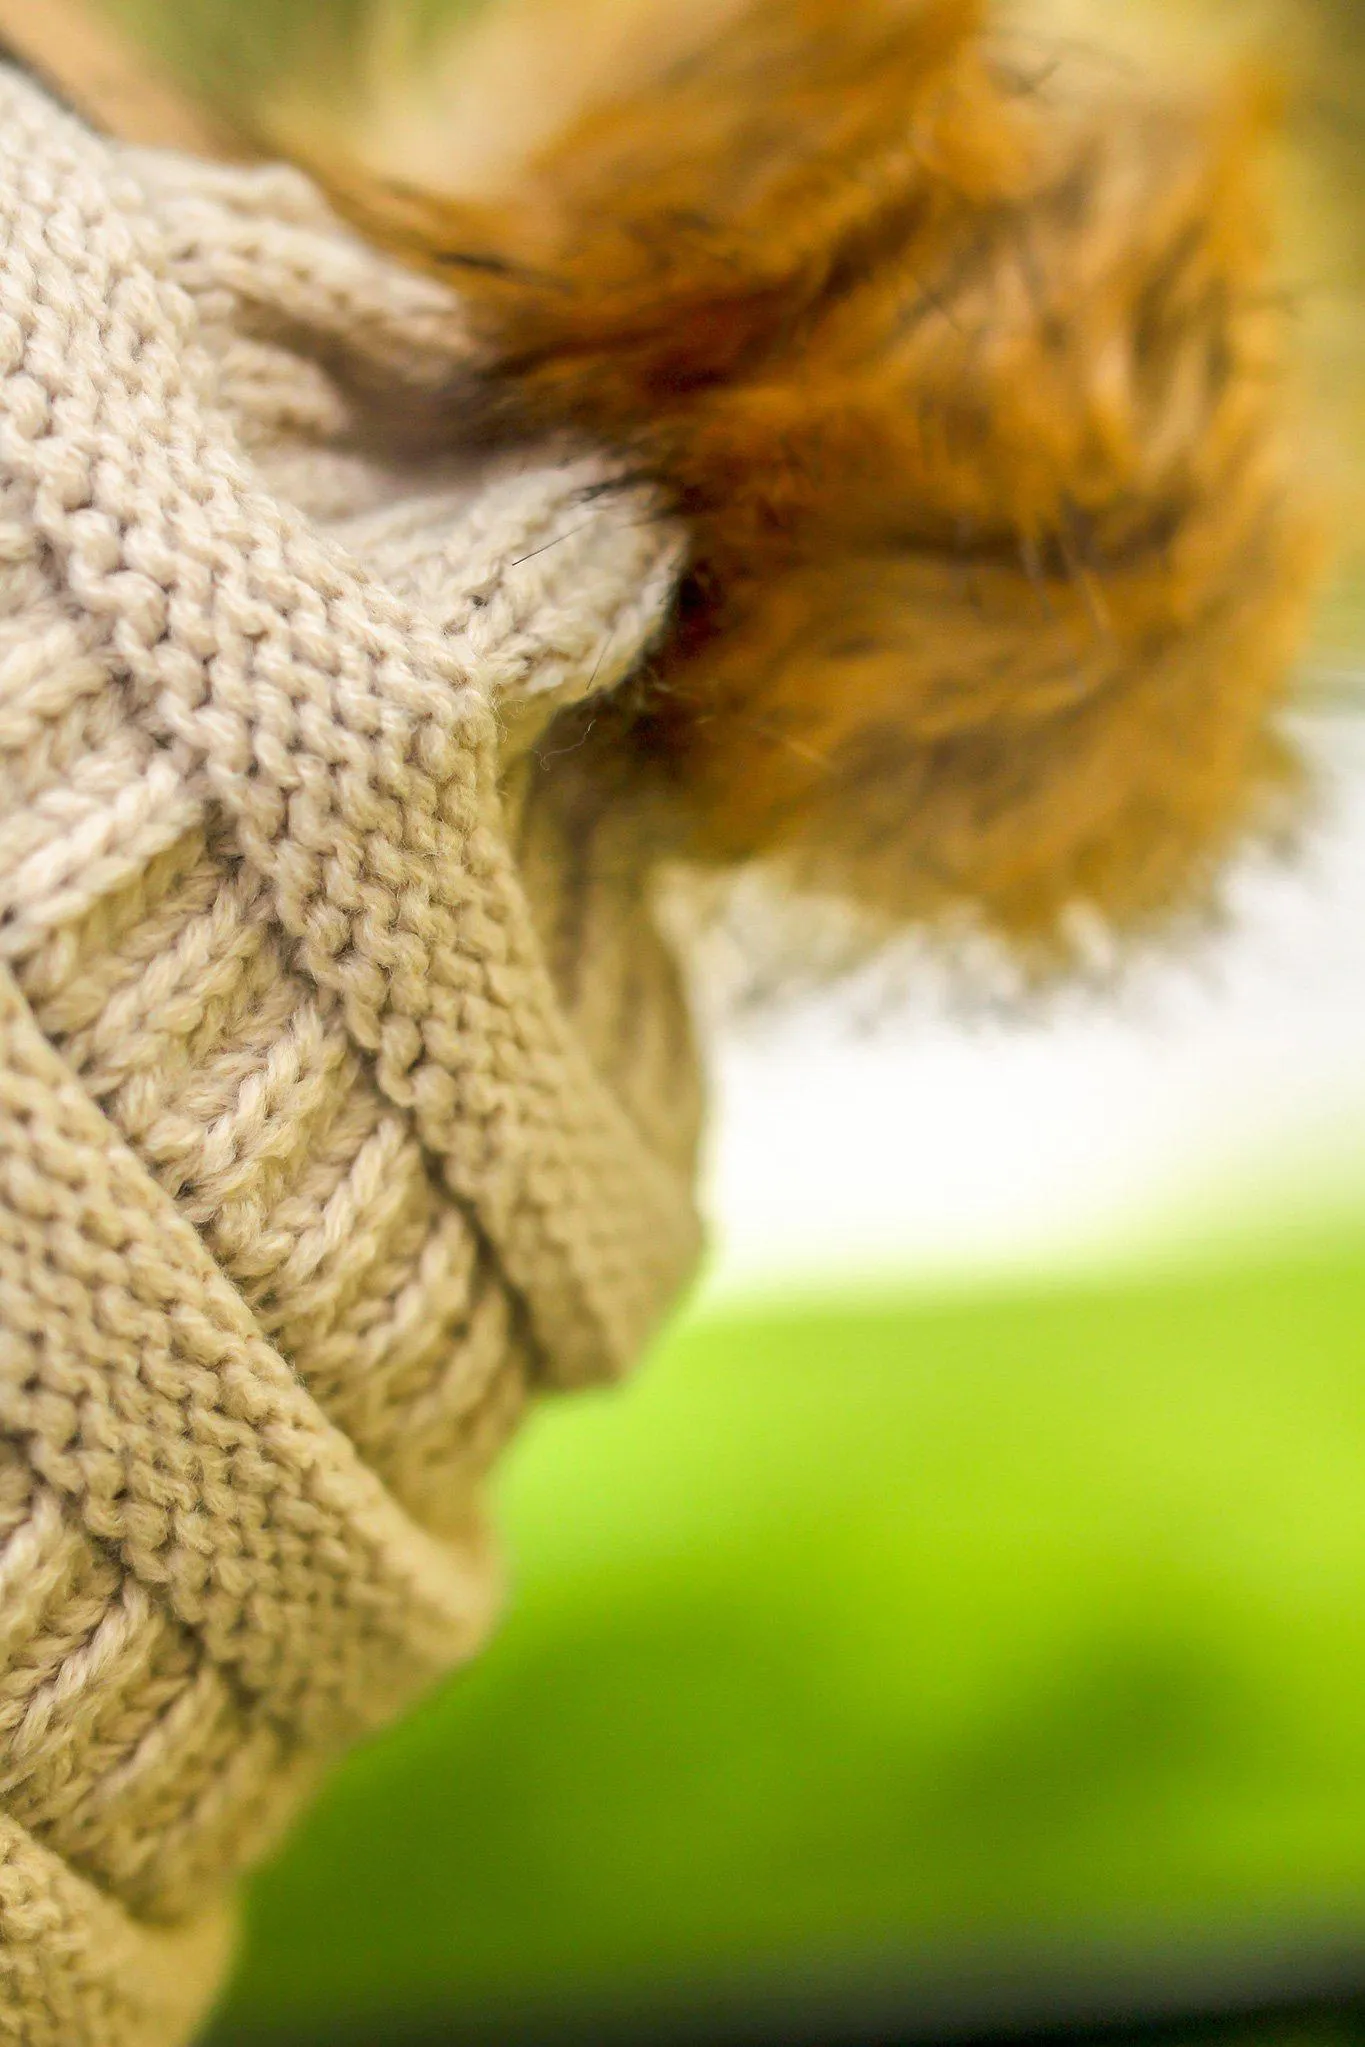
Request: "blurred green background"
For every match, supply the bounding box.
[206,1239,1365,2043]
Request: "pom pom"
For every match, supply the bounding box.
[310,0,1331,956]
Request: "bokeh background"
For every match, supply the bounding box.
[58,3,1365,2040]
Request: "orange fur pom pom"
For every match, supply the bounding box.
[326,0,1326,956]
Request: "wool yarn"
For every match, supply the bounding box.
[0,68,701,2046]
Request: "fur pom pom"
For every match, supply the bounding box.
[301,0,1330,954]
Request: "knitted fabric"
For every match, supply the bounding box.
[0,69,702,2047]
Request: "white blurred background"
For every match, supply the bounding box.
[701,704,1365,1303]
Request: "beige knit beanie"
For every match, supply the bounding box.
[0,66,703,2046]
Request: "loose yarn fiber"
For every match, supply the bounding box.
[0,68,701,2046]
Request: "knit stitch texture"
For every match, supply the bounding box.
[0,69,701,2046]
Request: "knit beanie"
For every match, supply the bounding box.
[0,68,702,2046]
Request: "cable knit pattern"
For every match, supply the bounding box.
[0,69,702,2047]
